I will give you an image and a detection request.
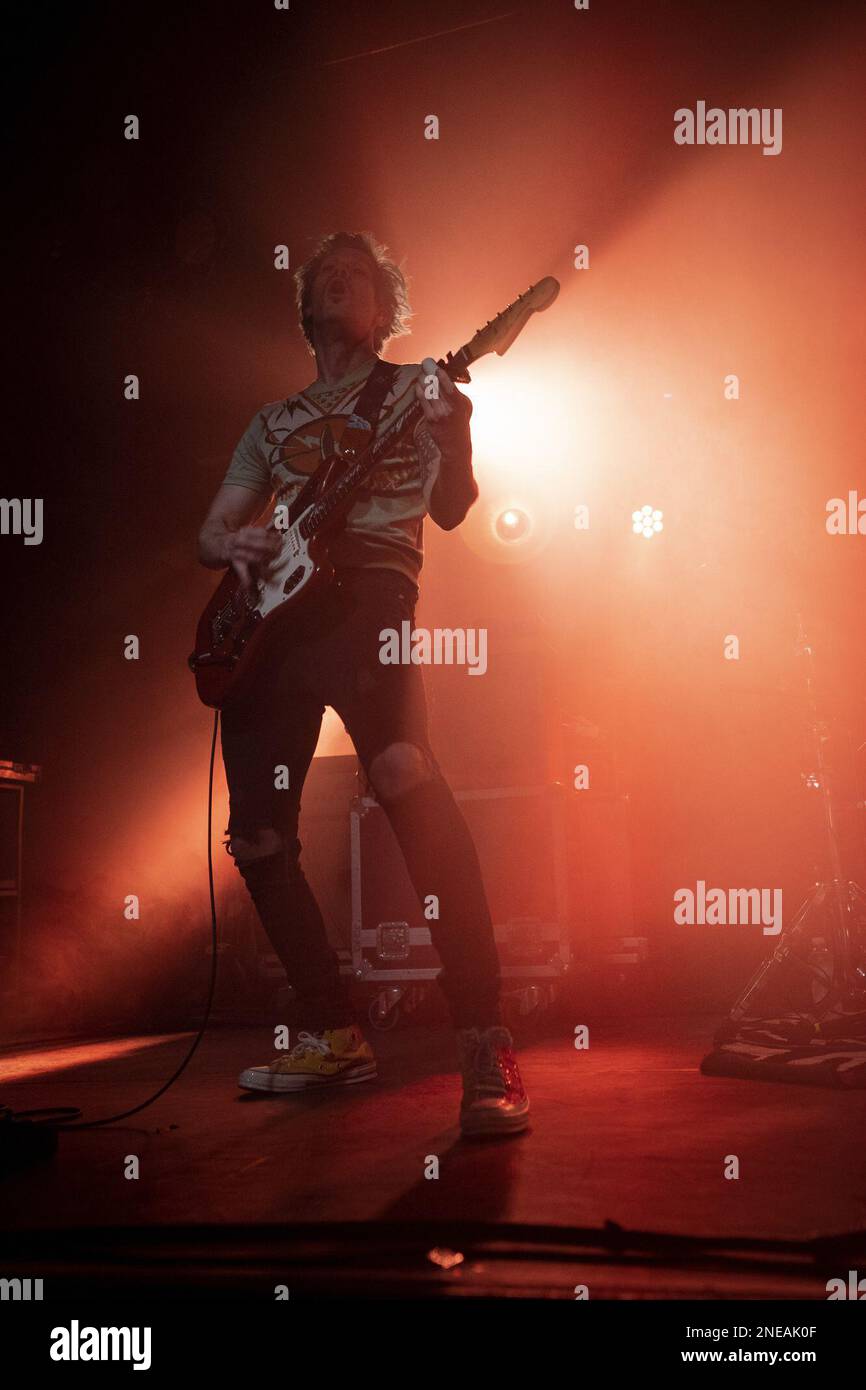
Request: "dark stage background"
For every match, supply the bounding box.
[3,0,865,1031]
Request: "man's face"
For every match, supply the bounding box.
[309,247,385,345]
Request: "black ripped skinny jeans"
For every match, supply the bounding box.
[220,566,502,1030]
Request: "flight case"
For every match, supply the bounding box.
[349,782,571,1027]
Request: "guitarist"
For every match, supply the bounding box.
[197,231,528,1137]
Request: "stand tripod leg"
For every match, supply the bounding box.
[723,883,826,1027]
[849,881,866,909]
[715,624,866,1049]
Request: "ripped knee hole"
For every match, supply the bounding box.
[368,742,437,800]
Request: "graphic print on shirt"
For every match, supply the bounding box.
[264,411,424,510]
[223,361,442,584]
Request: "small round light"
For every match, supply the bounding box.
[494,507,531,541]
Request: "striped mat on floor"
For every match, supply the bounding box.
[701,1011,866,1088]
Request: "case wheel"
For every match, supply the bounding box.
[368,987,403,1031]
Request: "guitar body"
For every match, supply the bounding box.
[190,524,335,709]
[189,275,560,708]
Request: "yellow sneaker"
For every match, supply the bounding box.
[238,1025,377,1093]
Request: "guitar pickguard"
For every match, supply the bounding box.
[256,509,316,618]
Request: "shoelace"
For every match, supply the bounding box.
[288,1030,334,1060]
[473,1038,519,1096]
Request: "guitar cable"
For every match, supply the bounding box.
[1,712,222,1148]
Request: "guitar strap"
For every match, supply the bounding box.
[339,356,401,456]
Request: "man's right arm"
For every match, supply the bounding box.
[198,483,279,589]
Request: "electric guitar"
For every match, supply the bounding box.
[189,276,560,708]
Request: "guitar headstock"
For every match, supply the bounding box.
[472,275,561,355]
[441,276,560,381]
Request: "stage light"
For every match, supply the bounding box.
[632,505,664,538]
[494,507,531,541]
[455,351,606,567]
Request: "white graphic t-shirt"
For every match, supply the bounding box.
[223,358,443,585]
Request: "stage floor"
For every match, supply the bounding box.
[2,1015,865,1296]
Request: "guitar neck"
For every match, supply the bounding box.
[299,347,473,541]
